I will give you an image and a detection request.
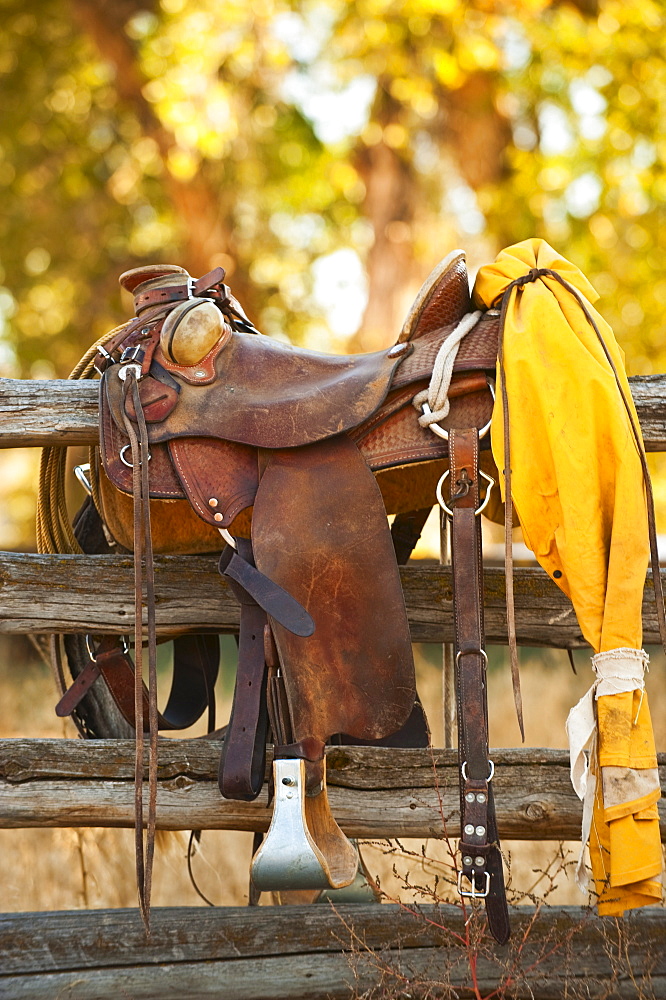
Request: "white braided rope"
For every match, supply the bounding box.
[412,310,483,426]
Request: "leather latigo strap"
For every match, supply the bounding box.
[449,428,510,945]
[217,538,271,801]
[56,634,219,732]
[217,531,318,800]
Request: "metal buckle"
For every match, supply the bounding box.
[93,344,117,375]
[461,759,494,782]
[458,869,491,898]
[437,469,495,518]
[85,635,129,662]
[422,379,495,441]
[456,648,489,669]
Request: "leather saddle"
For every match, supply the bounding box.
[60,251,506,937]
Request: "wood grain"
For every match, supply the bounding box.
[0,904,663,999]
[2,553,666,646]
[0,378,99,448]
[1,741,664,840]
[2,373,666,448]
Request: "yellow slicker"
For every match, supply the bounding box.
[472,238,662,914]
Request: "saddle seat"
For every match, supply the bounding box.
[99,309,499,549]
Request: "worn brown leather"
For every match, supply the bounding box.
[104,332,415,450]
[449,428,510,945]
[398,251,471,342]
[218,538,270,800]
[48,247,517,929]
[252,434,415,744]
[168,437,259,528]
[87,250,510,923]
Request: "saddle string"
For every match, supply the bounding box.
[36,327,130,736]
[496,268,666,699]
[121,373,159,931]
[412,310,483,426]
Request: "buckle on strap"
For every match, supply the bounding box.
[458,869,491,899]
[74,463,93,497]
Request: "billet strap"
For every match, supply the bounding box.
[217,538,270,801]
[448,427,510,945]
[496,268,666,696]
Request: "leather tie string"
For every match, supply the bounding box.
[121,372,159,933]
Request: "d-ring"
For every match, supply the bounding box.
[120,444,152,468]
[422,380,495,441]
[218,528,237,550]
[436,469,495,518]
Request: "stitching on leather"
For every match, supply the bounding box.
[222,493,256,526]
[366,444,448,469]
[170,445,210,519]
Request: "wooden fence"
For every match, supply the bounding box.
[0,373,665,999]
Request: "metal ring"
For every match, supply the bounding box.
[117,362,143,382]
[74,463,93,497]
[456,648,489,668]
[461,759,494,782]
[218,528,237,550]
[119,444,151,468]
[422,379,495,441]
[86,635,129,662]
[436,469,495,518]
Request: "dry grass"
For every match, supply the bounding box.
[0,633,663,914]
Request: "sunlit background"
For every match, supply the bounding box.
[1,0,665,913]
[2,0,666,546]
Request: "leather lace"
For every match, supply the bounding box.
[121,373,159,932]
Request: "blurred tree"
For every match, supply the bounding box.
[0,0,664,379]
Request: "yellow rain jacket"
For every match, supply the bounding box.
[472,238,662,914]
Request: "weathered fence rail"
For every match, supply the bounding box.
[2,373,666,449]
[1,904,664,1000]
[2,553,666,646]
[0,741,664,840]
